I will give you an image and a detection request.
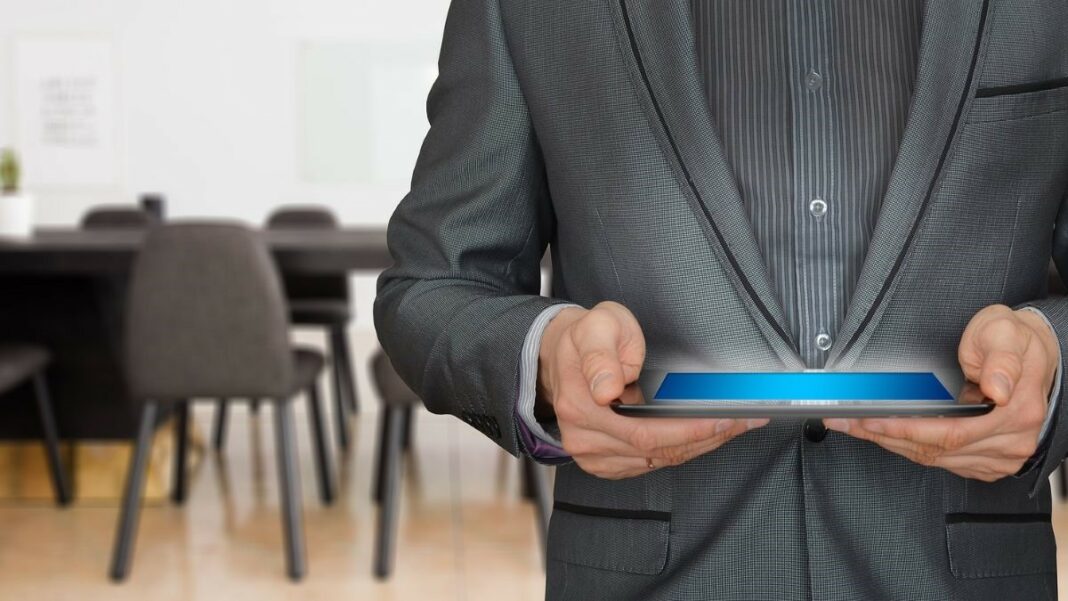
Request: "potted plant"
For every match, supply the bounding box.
[0,148,34,239]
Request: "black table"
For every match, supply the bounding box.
[0,227,390,440]
[0,227,391,275]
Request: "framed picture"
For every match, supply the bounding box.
[13,35,119,188]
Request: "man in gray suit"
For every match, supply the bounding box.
[375,0,1068,598]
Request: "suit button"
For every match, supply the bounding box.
[803,419,827,443]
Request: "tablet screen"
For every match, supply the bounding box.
[653,372,954,403]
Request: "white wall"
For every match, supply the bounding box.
[0,0,452,331]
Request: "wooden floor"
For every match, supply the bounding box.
[3,336,1068,599]
[0,400,547,601]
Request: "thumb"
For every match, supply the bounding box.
[570,304,643,405]
[593,301,647,385]
[974,319,1028,405]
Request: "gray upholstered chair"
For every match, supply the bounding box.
[109,223,335,582]
[368,350,550,579]
[0,345,71,505]
[212,205,358,454]
[80,205,158,229]
[369,351,419,579]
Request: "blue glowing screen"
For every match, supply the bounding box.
[653,372,954,402]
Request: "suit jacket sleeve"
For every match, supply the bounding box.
[373,0,568,456]
[1015,190,1068,497]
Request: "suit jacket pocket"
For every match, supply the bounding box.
[966,82,1068,123]
[945,514,1056,579]
[547,501,670,575]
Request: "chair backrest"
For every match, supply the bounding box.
[125,222,294,400]
[82,206,158,229]
[266,206,348,301]
[266,205,339,230]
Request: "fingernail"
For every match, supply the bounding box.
[715,419,735,434]
[992,373,1013,399]
[825,419,849,432]
[589,372,611,395]
[746,418,769,429]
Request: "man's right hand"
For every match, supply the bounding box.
[536,301,768,479]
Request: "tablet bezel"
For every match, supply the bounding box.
[610,401,994,418]
[617,370,994,418]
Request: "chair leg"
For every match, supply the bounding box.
[1059,461,1068,500]
[372,407,396,504]
[305,382,336,505]
[212,399,229,452]
[374,406,404,579]
[327,328,351,451]
[31,373,71,506]
[400,406,415,452]
[109,402,159,582]
[332,383,350,452]
[274,400,307,581]
[171,400,190,504]
[520,453,536,500]
[522,456,552,562]
[329,323,359,414]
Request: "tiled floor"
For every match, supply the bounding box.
[1,334,1067,600]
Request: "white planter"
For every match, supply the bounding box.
[0,193,35,240]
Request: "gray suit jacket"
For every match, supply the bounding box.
[374,1,1068,598]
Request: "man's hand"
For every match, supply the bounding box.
[825,304,1060,482]
[537,301,767,479]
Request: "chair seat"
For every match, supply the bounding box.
[289,299,351,326]
[292,347,326,393]
[371,351,420,407]
[0,344,50,396]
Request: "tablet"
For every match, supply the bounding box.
[611,371,994,418]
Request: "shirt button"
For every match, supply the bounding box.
[803,419,828,443]
[805,70,823,90]
[809,198,828,218]
[815,333,832,351]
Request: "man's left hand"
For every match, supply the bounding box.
[825,304,1060,482]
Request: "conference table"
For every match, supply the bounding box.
[0,226,391,441]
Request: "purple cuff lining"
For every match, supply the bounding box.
[517,416,570,460]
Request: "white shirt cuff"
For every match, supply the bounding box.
[1020,307,1062,443]
[517,303,580,447]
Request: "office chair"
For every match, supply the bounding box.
[109,223,335,582]
[212,206,357,454]
[80,205,159,229]
[368,350,551,578]
[0,345,71,505]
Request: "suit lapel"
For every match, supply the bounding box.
[610,0,805,369]
[826,0,994,369]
